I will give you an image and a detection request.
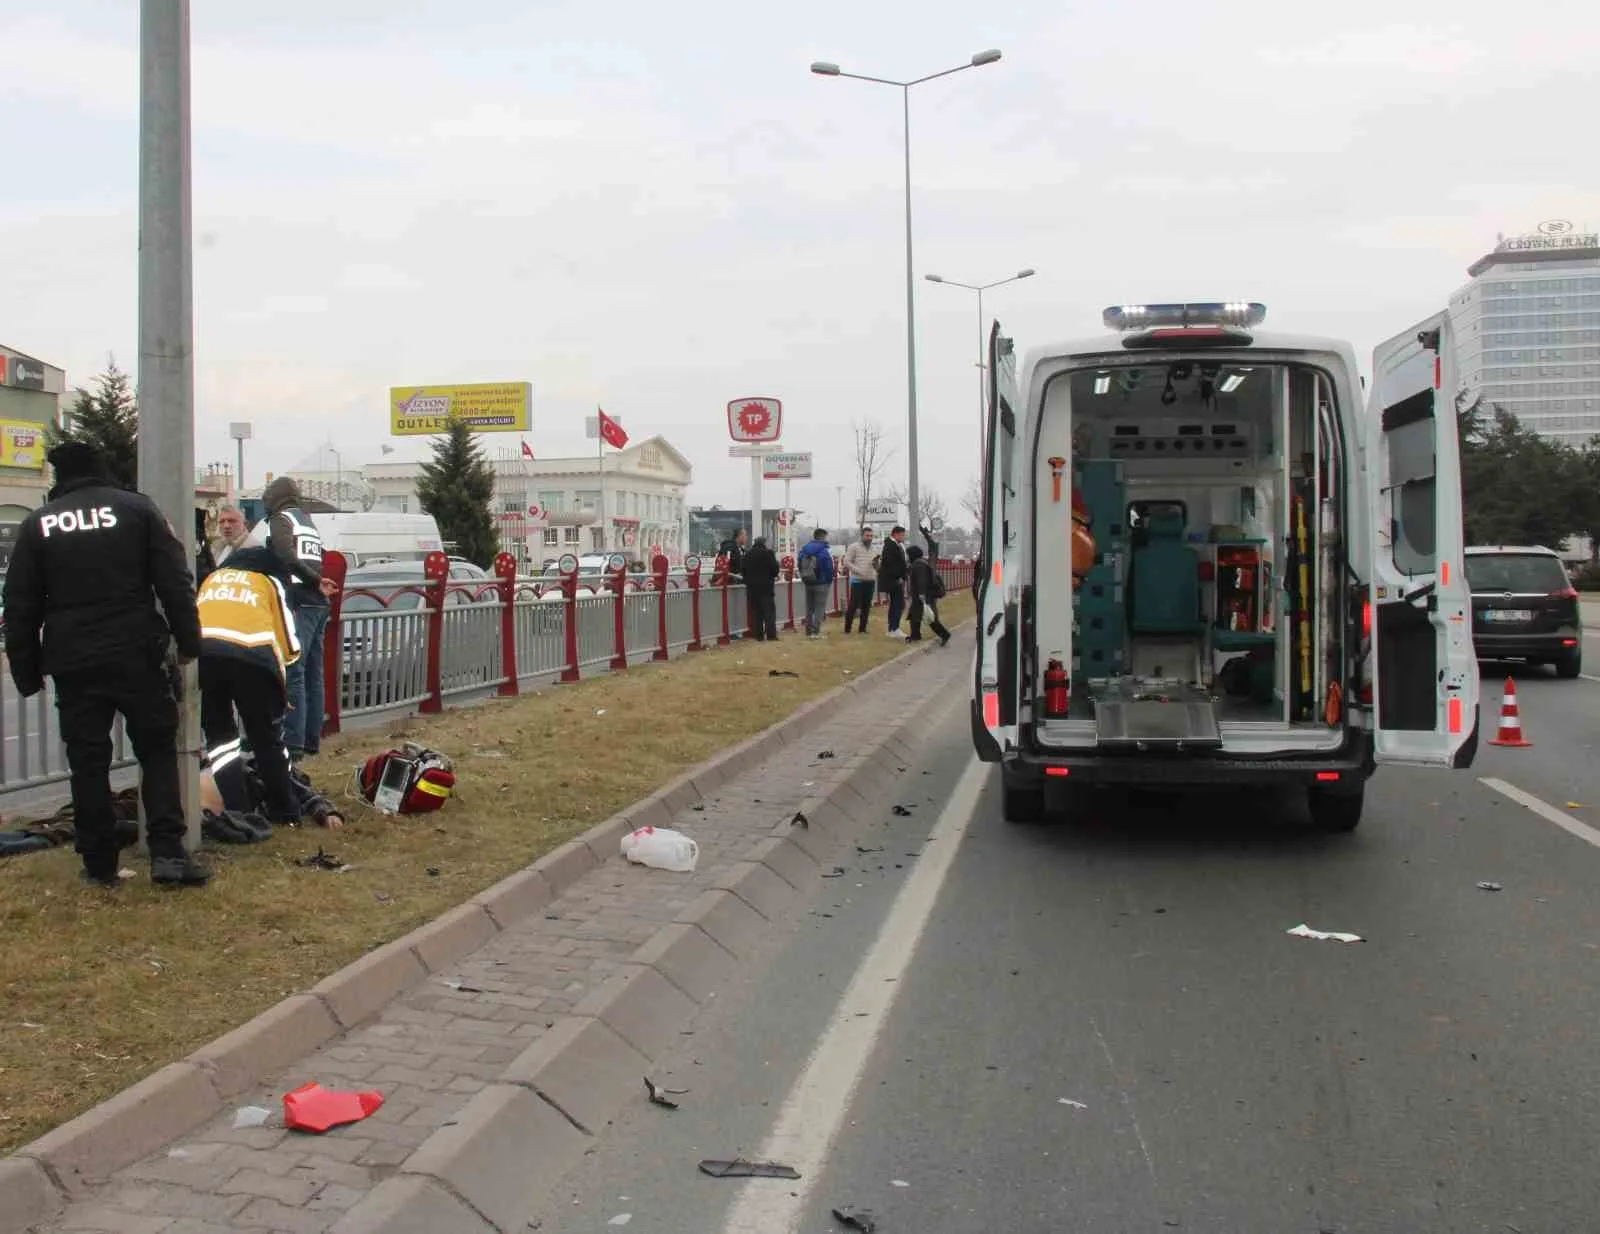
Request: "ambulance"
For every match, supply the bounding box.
[972,302,1480,831]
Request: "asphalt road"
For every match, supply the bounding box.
[528,648,1600,1234]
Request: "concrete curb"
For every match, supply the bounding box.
[331,641,965,1234]
[1,626,965,1232]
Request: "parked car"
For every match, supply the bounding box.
[339,560,496,709]
[1464,545,1582,678]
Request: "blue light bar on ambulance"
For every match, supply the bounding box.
[1103,302,1267,331]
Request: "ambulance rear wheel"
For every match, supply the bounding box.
[1307,785,1364,833]
[1001,771,1045,824]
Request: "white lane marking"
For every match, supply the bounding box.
[717,755,988,1234]
[1481,777,1600,851]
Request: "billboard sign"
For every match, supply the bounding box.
[0,420,46,469]
[390,382,531,436]
[762,451,812,479]
[862,498,901,522]
[727,396,782,443]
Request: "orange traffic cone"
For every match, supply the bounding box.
[1488,676,1532,748]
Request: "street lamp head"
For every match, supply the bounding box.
[1017,268,1036,279]
[971,49,1003,67]
[925,274,945,284]
[810,61,841,76]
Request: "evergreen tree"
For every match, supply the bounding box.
[415,418,498,567]
[47,359,139,489]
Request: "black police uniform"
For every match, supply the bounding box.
[2,473,202,882]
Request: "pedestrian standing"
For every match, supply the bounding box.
[742,536,781,641]
[878,525,909,637]
[211,504,250,569]
[906,545,951,645]
[255,477,335,761]
[195,546,307,826]
[2,440,209,888]
[796,528,835,637]
[840,527,878,633]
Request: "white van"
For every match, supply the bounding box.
[973,302,1480,831]
[313,513,445,567]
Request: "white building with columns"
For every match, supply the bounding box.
[348,436,693,565]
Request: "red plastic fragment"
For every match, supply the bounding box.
[282,1082,385,1134]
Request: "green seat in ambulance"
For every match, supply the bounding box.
[1129,510,1204,635]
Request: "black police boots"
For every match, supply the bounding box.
[151,853,212,887]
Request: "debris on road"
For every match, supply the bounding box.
[817,749,836,759]
[644,1076,680,1109]
[769,669,801,678]
[1286,923,1365,944]
[439,979,486,993]
[295,848,350,872]
[1057,1097,1088,1109]
[822,866,847,878]
[832,1205,879,1232]
[282,1082,385,1134]
[699,1158,802,1180]
[1477,881,1504,892]
[792,811,809,828]
[232,1105,271,1129]
[891,805,913,816]
[608,1215,632,1227]
[621,826,700,872]
[856,844,884,854]
[890,1179,910,1187]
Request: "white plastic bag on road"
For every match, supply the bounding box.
[621,825,699,872]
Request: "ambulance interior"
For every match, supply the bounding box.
[1032,358,1353,753]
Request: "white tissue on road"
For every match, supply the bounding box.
[1057,1098,1088,1109]
[1286,923,1365,944]
[608,1216,632,1227]
[232,1106,271,1129]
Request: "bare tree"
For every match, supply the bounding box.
[919,486,949,532]
[962,475,983,524]
[852,420,894,528]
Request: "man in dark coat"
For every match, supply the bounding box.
[742,536,781,641]
[2,440,209,887]
[877,525,909,636]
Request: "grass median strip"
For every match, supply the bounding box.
[0,595,971,1155]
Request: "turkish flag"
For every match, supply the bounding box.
[598,408,628,449]
[520,439,535,460]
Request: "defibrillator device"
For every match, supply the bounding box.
[357,743,456,814]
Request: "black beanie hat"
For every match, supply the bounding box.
[47,439,105,481]
[907,544,925,561]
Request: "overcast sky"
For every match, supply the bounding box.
[5,0,1597,526]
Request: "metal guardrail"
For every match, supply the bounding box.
[0,556,977,802]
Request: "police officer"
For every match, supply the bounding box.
[253,477,332,760]
[2,440,208,888]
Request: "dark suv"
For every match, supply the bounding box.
[1464,546,1582,678]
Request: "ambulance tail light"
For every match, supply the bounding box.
[1103,302,1266,331]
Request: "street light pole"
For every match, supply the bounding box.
[924,268,1035,457]
[137,0,200,852]
[811,49,1002,536]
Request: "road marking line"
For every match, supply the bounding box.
[716,755,988,1234]
[1579,674,1600,685]
[1480,777,1600,851]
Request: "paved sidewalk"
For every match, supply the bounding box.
[29,645,960,1234]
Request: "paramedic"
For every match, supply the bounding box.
[257,477,332,760]
[196,545,304,826]
[797,528,835,637]
[877,525,909,636]
[1,440,208,888]
[841,527,878,633]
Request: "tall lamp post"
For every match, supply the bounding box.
[810,48,1002,534]
[925,268,1035,455]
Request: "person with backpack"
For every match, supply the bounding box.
[796,528,835,637]
[906,544,951,645]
